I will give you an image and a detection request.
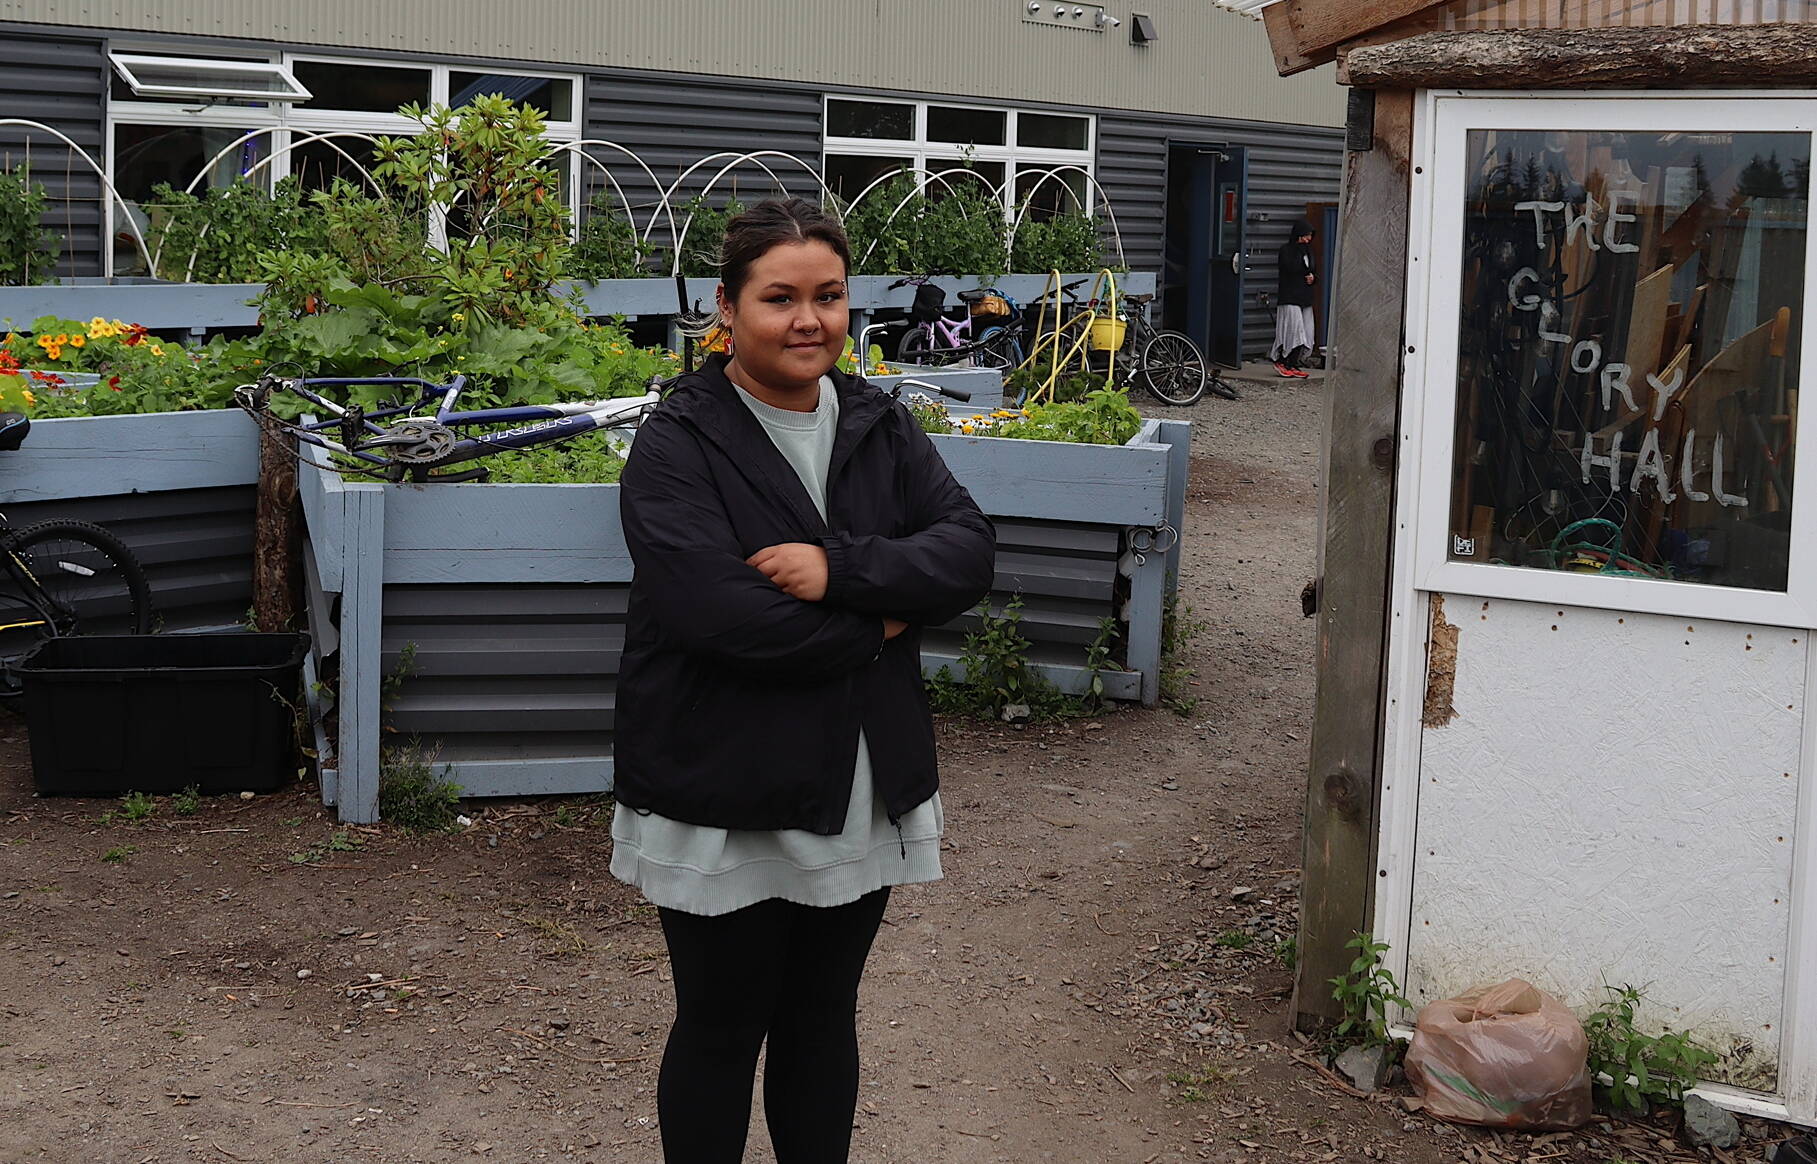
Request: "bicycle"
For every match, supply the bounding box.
[232,373,665,483]
[889,276,1024,370]
[0,412,154,694]
[1023,278,1232,406]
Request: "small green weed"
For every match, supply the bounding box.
[926,597,1072,721]
[1273,938,1299,970]
[1582,984,1717,1112]
[1159,589,1206,717]
[380,642,418,716]
[1329,933,1410,1050]
[1166,1062,1231,1102]
[288,829,366,865]
[522,914,591,957]
[378,744,463,833]
[118,791,156,823]
[1080,616,1118,714]
[1214,930,1254,950]
[171,785,201,816]
[100,846,136,864]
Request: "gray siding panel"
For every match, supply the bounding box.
[0,32,107,278]
[1,486,255,633]
[583,71,824,229]
[1097,111,1344,359]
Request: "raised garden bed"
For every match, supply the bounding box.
[300,415,1188,822]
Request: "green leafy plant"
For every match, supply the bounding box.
[1080,616,1118,713]
[118,791,156,824]
[1159,588,1205,716]
[171,785,201,816]
[842,172,1008,277]
[569,188,656,280]
[0,166,58,285]
[673,193,746,278]
[1329,933,1410,1050]
[101,845,136,864]
[1274,938,1299,970]
[289,828,366,865]
[1009,204,1103,274]
[926,596,1070,721]
[1166,1062,1231,1103]
[145,178,325,283]
[1214,930,1254,950]
[995,387,1142,447]
[1582,984,1717,1111]
[378,744,463,833]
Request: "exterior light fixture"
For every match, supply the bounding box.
[1096,11,1122,27]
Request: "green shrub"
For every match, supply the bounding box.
[378,745,463,833]
[1010,206,1103,274]
[145,178,325,283]
[0,166,58,285]
[1582,985,1718,1111]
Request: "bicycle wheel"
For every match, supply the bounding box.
[973,327,1022,370]
[897,328,933,365]
[1137,330,1210,406]
[0,521,152,649]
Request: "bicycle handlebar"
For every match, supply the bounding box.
[895,378,971,404]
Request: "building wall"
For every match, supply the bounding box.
[0,0,1346,127]
[2,31,106,277]
[1097,108,1345,355]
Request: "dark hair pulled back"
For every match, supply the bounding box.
[718,198,852,300]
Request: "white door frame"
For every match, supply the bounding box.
[1376,88,1817,1124]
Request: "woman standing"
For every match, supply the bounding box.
[1271,219,1319,378]
[611,198,997,1162]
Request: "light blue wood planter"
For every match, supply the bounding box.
[300,415,1188,823]
[0,409,263,633]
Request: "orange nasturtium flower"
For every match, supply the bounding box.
[42,344,61,361]
[69,334,85,349]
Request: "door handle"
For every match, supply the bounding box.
[1231,250,1242,275]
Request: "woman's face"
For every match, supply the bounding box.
[719,240,849,390]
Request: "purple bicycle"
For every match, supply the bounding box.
[889,276,1024,370]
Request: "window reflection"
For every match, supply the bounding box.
[1450,129,1810,591]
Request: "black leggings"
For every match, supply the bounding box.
[655,888,890,1163]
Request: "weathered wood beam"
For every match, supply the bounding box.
[1345,24,1817,89]
[1293,88,1414,1032]
[1263,0,1454,76]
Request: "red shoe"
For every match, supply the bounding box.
[1288,366,1311,378]
[1273,362,1296,378]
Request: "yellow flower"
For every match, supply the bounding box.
[21,390,35,407]
[112,319,127,332]
[35,335,53,351]
[69,334,85,348]
[149,344,165,357]
[88,316,112,338]
[452,312,467,322]
[43,344,60,361]
[52,334,68,346]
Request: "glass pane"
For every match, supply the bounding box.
[925,159,1004,203]
[289,135,382,193]
[112,55,303,99]
[928,105,1006,147]
[449,72,574,122]
[823,153,912,202]
[1015,166,1087,220]
[1450,128,1811,591]
[826,99,913,141]
[291,60,429,113]
[1019,112,1090,151]
[113,124,266,275]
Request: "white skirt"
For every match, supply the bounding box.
[1271,305,1316,361]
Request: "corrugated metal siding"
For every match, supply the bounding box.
[0,32,106,278]
[1,485,255,632]
[583,73,825,228]
[1097,111,1344,358]
[369,518,1126,764]
[0,0,1345,126]
[380,584,619,763]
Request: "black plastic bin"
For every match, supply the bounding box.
[19,633,309,797]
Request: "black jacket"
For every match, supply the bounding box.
[614,356,997,834]
[1277,233,1317,308]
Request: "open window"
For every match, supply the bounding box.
[109,52,312,104]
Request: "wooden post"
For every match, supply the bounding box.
[251,424,301,632]
[1292,87,1414,1032]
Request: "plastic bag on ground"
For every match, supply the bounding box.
[1403,978,1593,1130]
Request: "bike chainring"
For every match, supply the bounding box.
[362,419,457,464]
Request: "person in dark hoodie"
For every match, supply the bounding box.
[611,198,997,1163]
[1271,219,1318,378]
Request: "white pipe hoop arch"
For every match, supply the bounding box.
[1005,165,1127,269]
[852,166,996,271]
[544,139,680,267]
[649,151,835,276]
[841,164,981,222]
[0,118,153,277]
[162,129,388,278]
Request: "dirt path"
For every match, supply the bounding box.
[0,375,1748,1162]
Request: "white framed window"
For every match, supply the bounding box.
[110,52,311,103]
[1405,93,1817,627]
[821,95,1095,216]
[104,49,582,275]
